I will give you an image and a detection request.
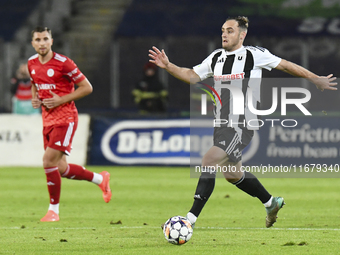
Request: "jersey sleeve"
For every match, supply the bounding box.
[27,61,32,79]
[27,61,35,85]
[193,50,218,80]
[252,47,281,71]
[63,58,86,84]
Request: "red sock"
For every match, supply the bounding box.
[44,167,61,204]
[61,164,94,182]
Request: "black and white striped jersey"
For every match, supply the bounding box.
[193,45,281,130]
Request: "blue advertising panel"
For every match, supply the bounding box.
[89,119,191,165]
[89,117,340,167]
[243,116,340,166]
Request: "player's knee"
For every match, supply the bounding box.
[57,160,67,173]
[42,155,58,169]
[222,163,243,181]
[201,154,216,167]
[202,153,227,167]
[43,158,53,169]
[225,176,241,183]
[200,171,216,179]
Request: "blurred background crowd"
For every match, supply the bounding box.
[0,0,339,117]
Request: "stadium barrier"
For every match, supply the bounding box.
[89,116,340,166]
[246,116,340,166]
[90,118,192,165]
[0,114,90,166]
[2,114,337,166]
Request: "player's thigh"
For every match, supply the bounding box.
[202,146,243,180]
[202,146,228,166]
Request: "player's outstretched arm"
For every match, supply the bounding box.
[42,79,93,109]
[275,59,337,91]
[149,46,200,84]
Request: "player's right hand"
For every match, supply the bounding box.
[149,46,169,69]
[31,94,42,108]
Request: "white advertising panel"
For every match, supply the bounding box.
[0,114,90,166]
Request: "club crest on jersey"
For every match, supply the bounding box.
[47,69,54,77]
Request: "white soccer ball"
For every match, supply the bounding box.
[163,216,193,245]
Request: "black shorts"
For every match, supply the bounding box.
[213,127,254,162]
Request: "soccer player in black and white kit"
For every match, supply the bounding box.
[149,16,337,229]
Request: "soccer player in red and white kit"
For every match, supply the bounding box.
[28,26,112,222]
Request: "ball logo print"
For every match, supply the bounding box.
[163,216,193,245]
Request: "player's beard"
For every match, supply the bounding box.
[38,48,50,57]
[223,40,240,52]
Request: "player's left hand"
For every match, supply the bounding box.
[313,74,337,92]
[42,91,63,109]
[149,46,170,69]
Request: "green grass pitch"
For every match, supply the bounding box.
[0,166,340,254]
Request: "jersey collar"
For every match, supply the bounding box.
[225,45,244,55]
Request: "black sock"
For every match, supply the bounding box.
[189,171,216,217]
[234,171,271,203]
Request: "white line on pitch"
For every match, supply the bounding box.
[1,226,340,231]
[118,226,340,231]
[197,227,340,231]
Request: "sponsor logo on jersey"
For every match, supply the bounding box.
[31,69,35,75]
[214,72,245,82]
[36,84,57,90]
[55,141,61,146]
[47,69,54,77]
[72,73,83,82]
[67,68,78,77]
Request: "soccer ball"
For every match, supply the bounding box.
[163,216,193,245]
